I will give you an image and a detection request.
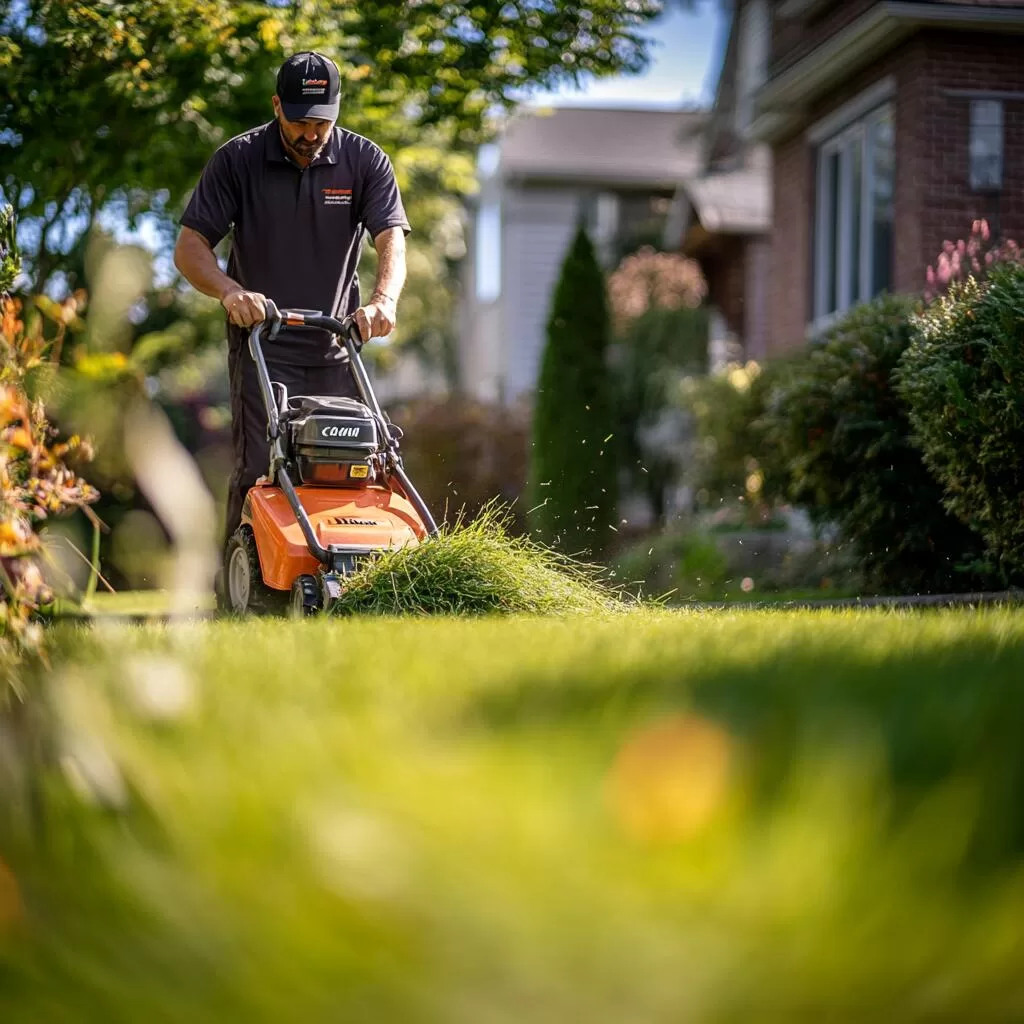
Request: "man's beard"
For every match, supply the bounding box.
[290,136,322,156]
[278,118,325,160]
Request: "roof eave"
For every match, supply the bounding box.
[674,184,771,253]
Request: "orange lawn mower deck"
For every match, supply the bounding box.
[222,301,438,616]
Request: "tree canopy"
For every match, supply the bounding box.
[1,0,675,291]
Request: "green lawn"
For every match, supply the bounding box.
[4,609,1024,1021]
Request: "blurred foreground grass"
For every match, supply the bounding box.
[3,609,1024,1021]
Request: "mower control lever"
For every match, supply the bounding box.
[264,298,282,339]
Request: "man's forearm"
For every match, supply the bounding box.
[173,227,241,302]
[371,227,407,304]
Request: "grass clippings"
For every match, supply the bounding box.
[331,508,626,616]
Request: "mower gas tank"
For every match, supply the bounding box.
[294,415,378,451]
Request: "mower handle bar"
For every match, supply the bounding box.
[253,298,388,441]
[263,298,359,347]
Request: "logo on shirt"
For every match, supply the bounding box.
[322,187,352,207]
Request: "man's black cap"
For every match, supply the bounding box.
[276,51,341,122]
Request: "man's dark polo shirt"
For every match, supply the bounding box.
[180,122,410,365]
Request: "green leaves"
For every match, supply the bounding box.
[0,205,20,295]
[529,226,618,557]
[898,260,1024,580]
[758,295,994,594]
[2,0,671,291]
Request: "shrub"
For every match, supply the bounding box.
[612,522,862,603]
[607,248,708,524]
[0,208,99,692]
[611,527,729,600]
[680,359,790,524]
[606,246,706,332]
[389,395,529,533]
[529,226,617,556]
[899,257,1024,580]
[760,294,993,594]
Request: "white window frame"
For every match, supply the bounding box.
[812,102,893,332]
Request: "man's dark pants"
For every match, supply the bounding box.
[223,335,357,550]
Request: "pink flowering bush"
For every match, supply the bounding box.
[607,246,707,330]
[924,219,1021,301]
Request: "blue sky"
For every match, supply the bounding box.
[528,1,729,109]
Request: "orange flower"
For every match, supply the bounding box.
[5,426,34,450]
[0,386,21,425]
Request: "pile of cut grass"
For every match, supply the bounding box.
[332,508,625,616]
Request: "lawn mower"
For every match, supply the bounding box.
[222,299,438,616]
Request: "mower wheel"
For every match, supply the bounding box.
[290,574,322,617]
[224,525,287,616]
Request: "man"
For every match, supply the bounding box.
[173,50,409,554]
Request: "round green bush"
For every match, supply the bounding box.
[897,260,1024,580]
[760,295,993,594]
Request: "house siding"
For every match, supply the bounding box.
[501,187,580,401]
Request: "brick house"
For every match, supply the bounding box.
[676,0,1024,356]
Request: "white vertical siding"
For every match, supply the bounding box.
[501,187,580,401]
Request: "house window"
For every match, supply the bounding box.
[970,100,1003,192]
[814,105,894,326]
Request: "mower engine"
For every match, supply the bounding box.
[285,395,384,487]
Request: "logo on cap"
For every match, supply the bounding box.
[277,52,341,120]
